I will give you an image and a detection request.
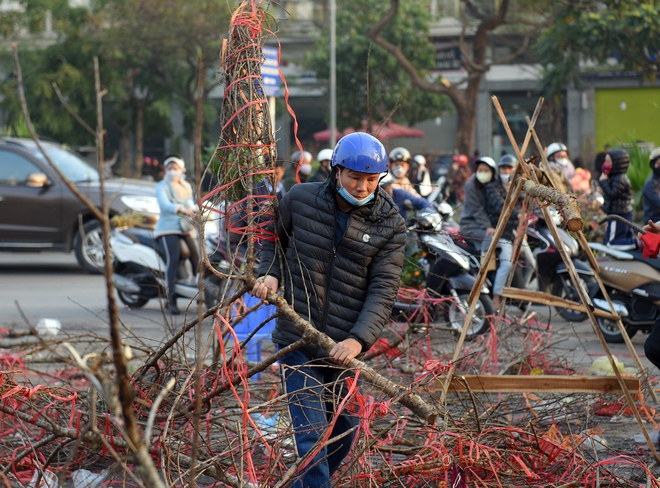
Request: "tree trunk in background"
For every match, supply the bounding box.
[120,128,131,177]
[134,103,145,179]
[551,95,563,144]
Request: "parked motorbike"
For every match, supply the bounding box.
[588,215,660,343]
[393,204,494,339]
[110,226,201,308]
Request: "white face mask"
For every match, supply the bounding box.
[165,169,183,181]
[300,164,312,176]
[555,158,571,168]
[500,174,510,184]
[476,172,492,184]
[391,165,407,179]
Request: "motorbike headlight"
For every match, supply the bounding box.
[120,195,160,214]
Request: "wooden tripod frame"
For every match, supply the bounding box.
[440,96,660,462]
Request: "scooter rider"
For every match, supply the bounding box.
[459,157,497,255]
[389,147,421,197]
[312,148,333,183]
[154,155,199,315]
[380,173,431,221]
[483,154,522,311]
[643,148,660,226]
[412,154,433,197]
[643,218,660,371]
[546,142,574,193]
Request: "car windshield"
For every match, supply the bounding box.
[29,143,100,183]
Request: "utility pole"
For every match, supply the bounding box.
[329,0,337,147]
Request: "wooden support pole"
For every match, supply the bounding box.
[501,287,619,320]
[441,99,545,409]
[494,100,660,462]
[436,374,640,394]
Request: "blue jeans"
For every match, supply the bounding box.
[482,237,513,297]
[280,348,359,488]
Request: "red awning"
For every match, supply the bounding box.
[312,122,423,142]
[312,127,355,142]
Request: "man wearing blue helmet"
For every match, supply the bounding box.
[251,132,406,488]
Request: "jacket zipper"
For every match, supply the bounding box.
[318,209,352,336]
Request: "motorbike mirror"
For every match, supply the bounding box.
[402,199,415,211]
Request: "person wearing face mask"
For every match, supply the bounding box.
[643,148,660,226]
[389,147,421,197]
[459,157,497,256]
[250,132,405,488]
[599,148,636,250]
[483,154,523,311]
[311,148,334,183]
[154,155,199,315]
[282,150,313,190]
[546,142,574,193]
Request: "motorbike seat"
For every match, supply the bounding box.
[121,228,166,259]
[629,250,660,272]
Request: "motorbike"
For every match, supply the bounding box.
[587,215,660,343]
[110,226,202,308]
[452,208,595,322]
[393,203,494,339]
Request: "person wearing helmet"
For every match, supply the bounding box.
[546,142,575,192]
[380,173,431,220]
[251,132,405,488]
[459,157,497,255]
[448,153,472,204]
[643,148,660,226]
[599,148,636,250]
[483,154,524,311]
[389,146,421,197]
[282,150,313,190]
[311,148,333,183]
[411,154,433,196]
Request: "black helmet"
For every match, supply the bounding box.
[498,154,517,168]
[608,148,630,175]
[389,147,411,163]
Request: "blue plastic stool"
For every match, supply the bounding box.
[232,293,276,380]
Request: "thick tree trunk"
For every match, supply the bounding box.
[120,127,131,177]
[134,104,144,179]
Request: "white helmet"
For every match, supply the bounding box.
[413,154,426,166]
[475,156,497,171]
[546,142,568,159]
[317,148,333,162]
[379,173,394,187]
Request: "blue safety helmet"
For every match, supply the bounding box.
[331,132,388,174]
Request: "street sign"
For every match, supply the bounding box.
[262,46,280,97]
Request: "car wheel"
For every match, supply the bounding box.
[74,219,106,274]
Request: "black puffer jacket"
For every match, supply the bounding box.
[258,179,406,359]
[485,179,520,241]
[600,148,633,215]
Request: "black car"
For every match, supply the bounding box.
[0,138,159,273]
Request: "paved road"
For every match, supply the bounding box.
[0,251,655,374]
[0,252,211,353]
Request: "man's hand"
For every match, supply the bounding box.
[330,338,362,366]
[644,220,660,235]
[251,275,279,305]
[486,227,496,237]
